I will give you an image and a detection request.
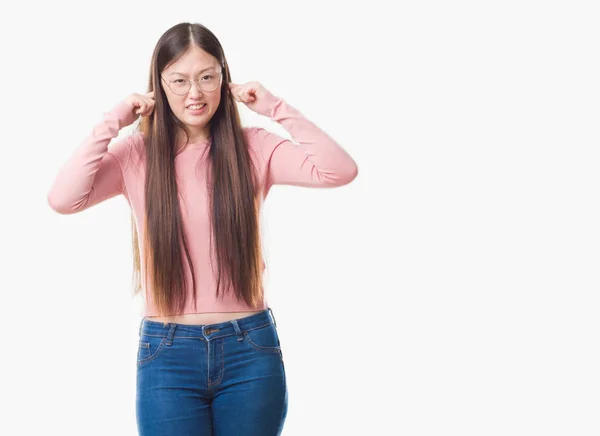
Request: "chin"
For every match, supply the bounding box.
[186,119,207,126]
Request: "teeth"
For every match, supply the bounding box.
[188,104,206,110]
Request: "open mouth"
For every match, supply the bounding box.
[187,103,207,113]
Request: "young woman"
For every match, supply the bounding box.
[47,21,358,435]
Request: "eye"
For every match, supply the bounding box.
[173,79,185,84]
[201,75,214,81]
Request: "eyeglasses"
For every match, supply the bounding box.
[161,71,223,95]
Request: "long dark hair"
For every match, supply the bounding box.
[131,22,263,317]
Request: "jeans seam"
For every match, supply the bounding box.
[212,339,225,386]
[243,332,281,353]
[206,340,212,394]
[137,337,167,367]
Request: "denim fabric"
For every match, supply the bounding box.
[136,308,288,435]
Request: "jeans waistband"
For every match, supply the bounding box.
[139,308,277,342]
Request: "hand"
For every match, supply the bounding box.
[228,81,279,117]
[125,91,155,120]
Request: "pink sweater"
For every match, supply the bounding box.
[47,95,358,316]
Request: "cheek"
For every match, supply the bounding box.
[165,95,185,115]
[209,94,221,111]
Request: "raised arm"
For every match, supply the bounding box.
[255,97,359,190]
[47,100,137,214]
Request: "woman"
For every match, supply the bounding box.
[47,21,358,435]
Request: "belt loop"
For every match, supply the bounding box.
[165,323,177,346]
[268,307,277,327]
[230,319,244,342]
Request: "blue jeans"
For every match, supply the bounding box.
[136,308,288,435]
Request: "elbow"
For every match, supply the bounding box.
[334,161,359,187]
[47,192,75,215]
[347,161,359,183]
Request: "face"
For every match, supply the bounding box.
[161,45,222,143]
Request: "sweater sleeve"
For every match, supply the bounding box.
[47,100,138,214]
[254,97,359,190]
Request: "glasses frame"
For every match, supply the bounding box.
[161,70,223,96]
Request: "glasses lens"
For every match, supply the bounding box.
[199,72,221,92]
[169,79,190,95]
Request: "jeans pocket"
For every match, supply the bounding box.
[137,334,167,368]
[243,323,282,355]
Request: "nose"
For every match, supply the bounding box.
[189,80,204,96]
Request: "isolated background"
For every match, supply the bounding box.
[1,0,599,435]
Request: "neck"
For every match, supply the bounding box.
[177,127,210,145]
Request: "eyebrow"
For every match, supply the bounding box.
[168,67,218,76]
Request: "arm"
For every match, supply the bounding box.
[254,96,359,190]
[47,100,137,214]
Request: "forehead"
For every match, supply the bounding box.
[164,46,219,75]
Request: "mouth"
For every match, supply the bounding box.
[187,103,207,114]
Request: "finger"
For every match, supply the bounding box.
[145,91,154,99]
[145,102,155,114]
[144,98,155,110]
[244,91,255,103]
